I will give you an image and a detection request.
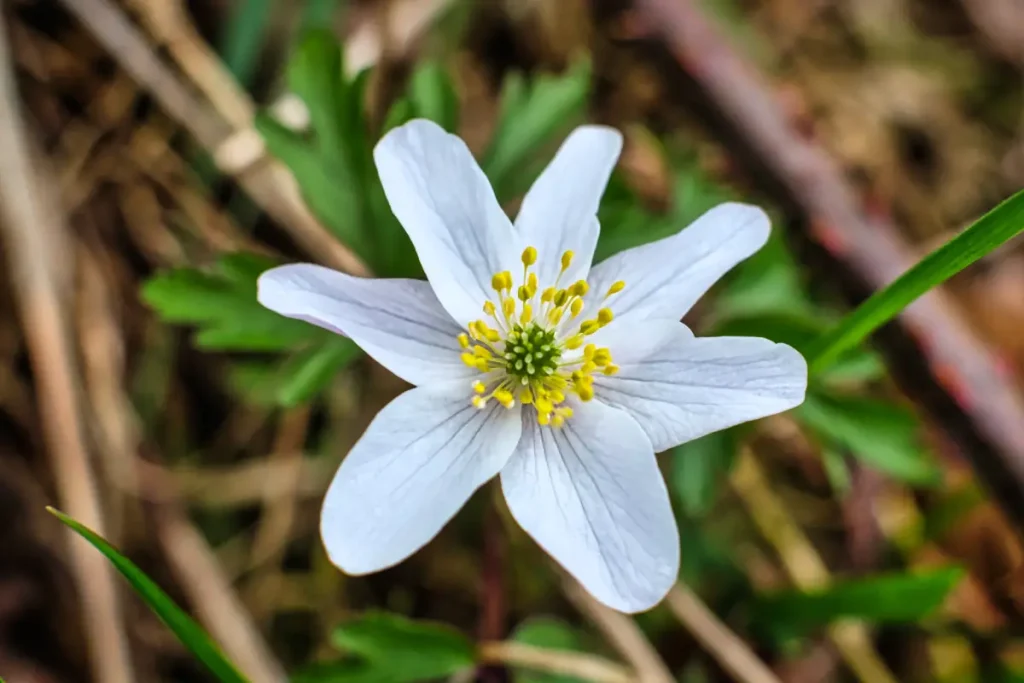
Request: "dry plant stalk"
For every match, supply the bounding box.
[0,13,135,683]
[479,640,634,683]
[730,449,900,683]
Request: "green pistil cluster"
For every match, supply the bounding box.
[504,323,560,380]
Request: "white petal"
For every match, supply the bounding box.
[258,264,472,386]
[501,401,678,613]
[321,385,522,574]
[595,324,808,451]
[588,203,770,324]
[514,126,623,285]
[374,119,516,326]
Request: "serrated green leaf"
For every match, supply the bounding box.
[484,61,590,197]
[277,337,361,406]
[330,611,475,681]
[670,430,737,518]
[806,189,1024,373]
[752,567,964,640]
[511,617,586,683]
[408,62,458,132]
[798,391,941,486]
[47,508,248,683]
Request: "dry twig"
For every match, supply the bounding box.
[635,0,1024,535]
[479,641,634,683]
[0,13,135,683]
[561,579,675,683]
[730,449,899,683]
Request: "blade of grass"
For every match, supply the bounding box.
[805,189,1024,373]
[47,507,250,683]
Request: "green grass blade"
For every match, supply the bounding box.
[220,0,276,87]
[47,508,250,683]
[805,188,1024,374]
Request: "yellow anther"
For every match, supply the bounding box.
[472,395,488,409]
[473,346,491,359]
[485,329,501,342]
[580,320,601,335]
[583,344,596,360]
[541,287,556,303]
[554,289,569,307]
[538,411,551,426]
[569,280,589,297]
[522,246,538,266]
[461,352,477,367]
[494,389,515,409]
[603,364,620,376]
[527,272,538,292]
[557,407,574,419]
[552,414,565,428]
[565,334,584,350]
[535,397,554,414]
[475,359,491,372]
[457,333,470,348]
[520,388,534,404]
[520,304,533,324]
[560,250,574,271]
[550,389,566,403]
[492,273,507,292]
[592,349,612,366]
[607,281,626,296]
[597,308,614,326]
[503,298,516,318]
[570,298,584,317]
[518,285,531,302]
[473,381,486,394]
[577,384,595,401]
[483,301,496,316]
[581,361,597,374]
[547,306,565,325]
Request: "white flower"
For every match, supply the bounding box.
[258,119,807,613]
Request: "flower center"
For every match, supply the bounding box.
[456,246,626,427]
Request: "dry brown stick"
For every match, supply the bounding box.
[479,641,634,683]
[561,579,675,683]
[957,0,1024,66]
[153,505,289,683]
[59,0,366,275]
[0,14,135,683]
[635,0,1024,533]
[665,584,783,683]
[729,449,899,683]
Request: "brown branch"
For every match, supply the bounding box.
[561,579,675,683]
[665,584,783,683]
[635,0,1024,534]
[478,641,634,683]
[0,14,135,683]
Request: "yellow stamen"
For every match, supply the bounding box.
[607,281,626,296]
[472,395,488,409]
[560,250,574,271]
[458,333,470,348]
[522,246,538,266]
[473,381,487,394]
[569,280,589,297]
[521,304,533,324]
[570,298,584,318]
[597,308,614,326]
[580,320,600,335]
[483,301,496,316]
[554,289,569,307]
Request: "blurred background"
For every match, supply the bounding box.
[1,0,1023,681]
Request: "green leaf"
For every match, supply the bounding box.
[798,390,941,486]
[752,567,965,640]
[219,0,274,87]
[821,448,852,496]
[288,29,350,157]
[46,508,248,683]
[805,189,1024,373]
[483,61,590,197]
[142,254,325,352]
[330,611,475,681]
[382,97,416,134]
[408,62,458,132]
[301,0,343,29]
[670,430,737,517]
[511,617,585,683]
[255,114,371,261]
[276,337,361,406]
